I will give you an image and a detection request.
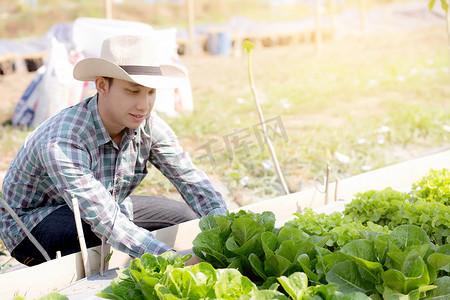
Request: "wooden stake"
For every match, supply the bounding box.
[330,0,337,38]
[244,42,290,195]
[324,164,331,204]
[100,236,106,276]
[446,8,450,78]
[71,196,91,277]
[334,178,340,201]
[360,0,367,38]
[314,0,322,55]
[104,0,112,19]
[186,0,196,54]
[0,196,51,261]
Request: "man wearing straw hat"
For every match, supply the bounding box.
[0,35,227,266]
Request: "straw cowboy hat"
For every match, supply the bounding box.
[73,34,186,89]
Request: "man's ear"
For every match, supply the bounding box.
[95,77,108,96]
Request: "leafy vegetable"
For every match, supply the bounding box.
[411,168,450,206]
[193,210,277,281]
[97,251,352,300]
[285,208,390,250]
[424,276,450,299]
[97,251,191,300]
[343,169,450,246]
[98,169,449,299]
[14,294,69,300]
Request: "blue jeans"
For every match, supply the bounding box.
[11,196,198,266]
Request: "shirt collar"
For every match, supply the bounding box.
[88,94,111,147]
[88,94,140,147]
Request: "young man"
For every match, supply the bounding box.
[0,35,227,266]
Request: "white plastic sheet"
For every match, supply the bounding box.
[12,18,194,127]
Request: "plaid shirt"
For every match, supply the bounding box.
[1,95,226,257]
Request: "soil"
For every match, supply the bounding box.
[1,23,448,186]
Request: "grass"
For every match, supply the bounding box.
[0,2,449,205]
[0,127,30,171]
[0,0,325,39]
[0,0,408,39]
[161,31,450,203]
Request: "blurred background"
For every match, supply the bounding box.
[0,0,449,209]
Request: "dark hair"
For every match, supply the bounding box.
[104,77,114,89]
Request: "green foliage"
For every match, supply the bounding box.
[411,168,450,205]
[92,249,114,270]
[343,188,410,227]
[429,0,449,13]
[243,40,255,55]
[322,225,449,297]
[3,22,450,203]
[277,272,370,300]
[97,251,191,300]
[97,250,357,300]
[96,169,450,299]
[286,210,345,237]
[285,209,390,250]
[424,276,450,299]
[191,169,450,299]
[343,169,450,245]
[194,213,450,298]
[14,293,69,300]
[192,210,276,276]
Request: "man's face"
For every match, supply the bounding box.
[97,78,156,134]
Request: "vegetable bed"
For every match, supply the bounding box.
[97,168,449,300]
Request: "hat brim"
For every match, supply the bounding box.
[73,58,187,90]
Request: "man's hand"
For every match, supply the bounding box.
[184,254,201,266]
[176,249,201,266]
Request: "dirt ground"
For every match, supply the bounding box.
[1,24,448,206]
[0,7,449,273]
[1,23,448,176]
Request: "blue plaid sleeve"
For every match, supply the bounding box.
[40,137,173,257]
